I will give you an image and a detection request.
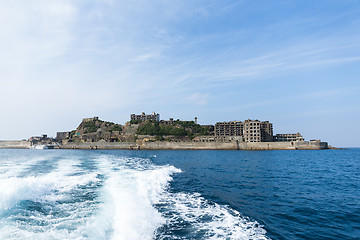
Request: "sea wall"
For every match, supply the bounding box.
[141,141,237,150]
[0,140,30,149]
[61,140,328,150]
[0,139,328,150]
[236,141,328,150]
[61,141,236,150]
[61,141,137,149]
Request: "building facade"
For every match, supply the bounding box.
[260,121,273,142]
[56,132,71,141]
[215,121,243,136]
[243,119,261,142]
[130,112,160,122]
[274,133,304,142]
[215,119,276,142]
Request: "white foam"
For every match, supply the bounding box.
[89,156,181,240]
[0,157,101,240]
[0,152,270,240]
[0,157,98,210]
[156,192,270,240]
[0,155,46,178]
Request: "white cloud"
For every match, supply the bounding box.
[0,0,359,145]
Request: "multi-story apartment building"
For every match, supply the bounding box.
[260,121,273,142]
[274,133,304,142]
[215,121,243,136]
[130,112,160,122]
[243,119,261,142]
[215,119,275,142]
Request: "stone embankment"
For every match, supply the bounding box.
[0,139,328,150]
[60,140,328,150]
[0,141,30,149]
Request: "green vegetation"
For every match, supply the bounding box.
[111,124,122,132]
[130,119,143,124]
[83,120,98,133]
[136,120,210,137]
[175,120,209,136]
[69,130,76,138]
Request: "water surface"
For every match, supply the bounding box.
[0,149,359,239]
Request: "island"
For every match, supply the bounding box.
[0,112,329,150]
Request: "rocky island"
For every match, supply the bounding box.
[0,112,329,150]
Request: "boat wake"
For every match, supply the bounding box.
[0,152,270,239]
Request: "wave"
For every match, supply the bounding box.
[155,192,269,239]
[88,156,181,240]
[0,152,270,240]
[0,157,99,239]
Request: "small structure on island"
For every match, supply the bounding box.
[274,133,304,142]
[130,112,160,122]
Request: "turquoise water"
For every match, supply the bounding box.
[0,149,359,239]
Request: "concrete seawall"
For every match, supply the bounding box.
[61,141,136,150]
[0,140,328,150]
[0,141,31,149]
[61,140,328,150]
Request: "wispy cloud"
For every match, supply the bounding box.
[0,0,359,145]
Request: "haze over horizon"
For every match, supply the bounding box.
[1,0,359,147]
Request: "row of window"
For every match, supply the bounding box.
[245,122,260,126]
[246,134,260,136]
[245,137,261,141]
[245,130,260,133]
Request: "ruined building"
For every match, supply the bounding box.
[215,121,243,136]
[274,133,304,142]
[130,112,160,122]
[215,119,274,142]
[260,121,273,142]
[243,119,261,142]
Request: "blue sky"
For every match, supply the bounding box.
[0,0,359,147]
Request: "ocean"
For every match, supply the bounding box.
[0,149,359,240]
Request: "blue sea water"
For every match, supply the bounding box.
[0,149,359,239]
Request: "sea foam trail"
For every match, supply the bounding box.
[0,152,270,240]
[0,157,100,240]
[0,155,46,178]
[91,156,181,240]
[0,153,181,240]
[155,192,270,240]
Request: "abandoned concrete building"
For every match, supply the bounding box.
[274,133,304,142]
[260,121,274,142]
[214,119,304,143]
[215,121,243,136]
[56,132,71,141]
[83,116,99,122]
[131,112,160,122]
[29,134,55,145]
[215,119,272,142]
[243,119,262,142]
